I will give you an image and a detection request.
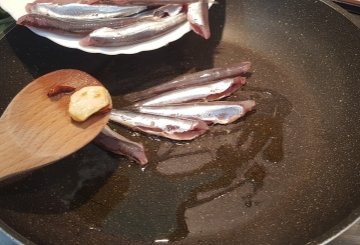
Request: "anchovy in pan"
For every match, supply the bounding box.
[94,125,148,165]
[134,76,246,107]
[110,109,209,140]
[124,62,251,101]
[137,100,256,124]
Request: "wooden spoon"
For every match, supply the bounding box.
[0,69,110,181]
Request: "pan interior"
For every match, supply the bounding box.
[0,1,359,244]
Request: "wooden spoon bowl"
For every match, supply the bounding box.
[0,69,110,181]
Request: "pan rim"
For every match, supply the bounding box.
[0,219,34,245]
[321,0,360,27]
[320,215,360,245]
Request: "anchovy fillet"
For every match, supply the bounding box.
[124,62,251,102]
[153,4,183,17]
[30,0,198,6]
[110,109,209,140]
[17,13,160,34]
[187,0,210,39]
[96,0,197,5]
[134,76,246,107]
[94,125,148,165]
[137,100,256,124]
[80,13,187,46]
[26,3,147,20]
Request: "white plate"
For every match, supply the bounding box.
[0,0,194,55]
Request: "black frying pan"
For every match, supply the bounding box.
[0,0,359,244]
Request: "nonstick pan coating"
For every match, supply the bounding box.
[0,0,359,244]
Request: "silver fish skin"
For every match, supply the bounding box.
[80,13,187,47]
[134,76,246,107]
[30,0,198,6]
[124,62,251,102]
[94,125,148,165]
[153,4,183,17]
[137,100,256,124]
[26,3,147,20]
[187,0,210,39]
[101,0,197,4]
[17,13,157,34]
[110,109,209,140]
[97,0,197,5]
[29,0,95,4]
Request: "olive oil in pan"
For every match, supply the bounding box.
[0,39,296,244]
[57,84,290,242]
[55,42,293,242]
[0,80,293,244]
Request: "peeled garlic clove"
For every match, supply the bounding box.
[69,86,111,122]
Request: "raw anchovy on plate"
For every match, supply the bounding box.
[134,76,246,107]
[19,5,185,35]
[124,62,251,101]
[80,13,187,47]
[136,100,256,124]
[97,0,198,5]
[15,0,213,51]
[94,125,148,165]
[17,14,158,34]
[187,0,210,39]
[110,109,209,140]
[26,3,148,20]
[29,0,198,6]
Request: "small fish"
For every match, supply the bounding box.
[110,109,209,140]
[94,125,148,165]
[124,62,251,102]
[80,13,187,47]
[137,100,256,124]
[29,0,94,4]
[30,0,198,6]
[26,3,147,20]
[134,76,246,107]
[17,13,157,35]
[98,0,198,5]
[103,0,198,4]
[187,0,210,39]
[98,0,197,6]
[153,4,184,17]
